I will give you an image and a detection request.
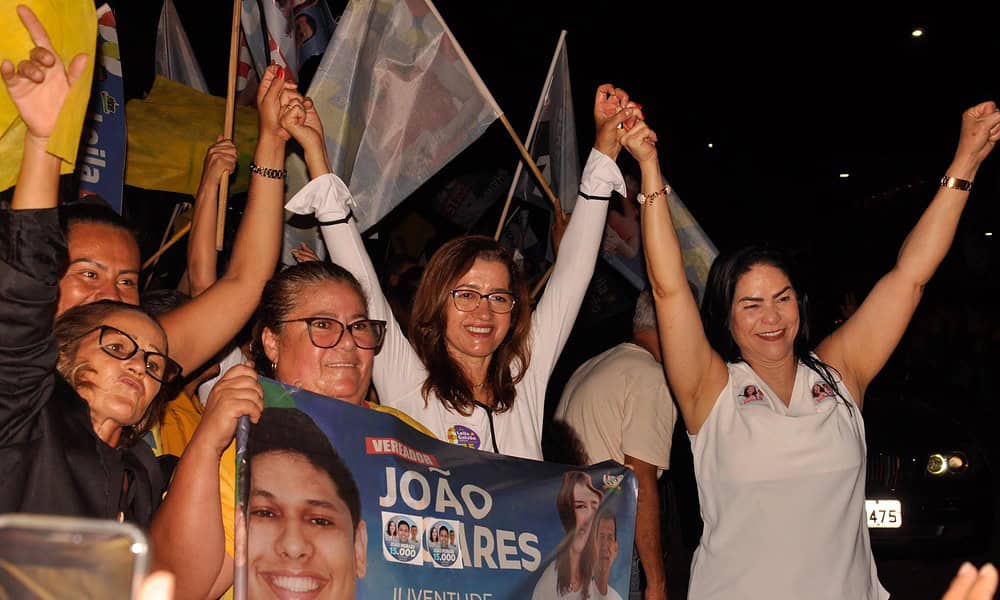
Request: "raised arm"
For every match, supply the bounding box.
[632,122,727,433]
[183,136,238,296]
[0,6,79,443]
[280,95,426,402]
[4,5,88,211]
[529,84,633,371]
[158,65,294,374]
[817,101,1000,406]
[150,365,263,600]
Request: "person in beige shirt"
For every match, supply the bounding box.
[555,289,676,600]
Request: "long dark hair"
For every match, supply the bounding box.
[252,261,368,379]
[53,300,169,447]
[701,245,847,402]
[409,236,531,415]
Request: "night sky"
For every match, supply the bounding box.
[111,2,1000,281]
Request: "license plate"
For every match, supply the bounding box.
[865,499,902,528]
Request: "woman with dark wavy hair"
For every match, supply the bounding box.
[634,100,1000,599]
[283,84,643,458]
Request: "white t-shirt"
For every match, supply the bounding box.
[555,342,676,475]
[531,562,606,600]
[688,360,889,600]
[292,149,624,460]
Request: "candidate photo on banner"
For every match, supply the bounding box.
[236,379,637,599]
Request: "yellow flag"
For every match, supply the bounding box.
[0,0,97,191]
[125,76,258,196]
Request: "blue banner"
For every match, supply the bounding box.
[78,4,126,214]
[235,378,637,599]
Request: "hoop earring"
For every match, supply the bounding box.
[271,361,277,373]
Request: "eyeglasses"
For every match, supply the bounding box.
[279,317,387,349]
[450,289,516,314]
[78,325,182,383]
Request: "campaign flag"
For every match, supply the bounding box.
[498,31,578,274]
[600,182,718,300]
[124,77,258,197]
[154,0,209,94]
[240,0,270,78]
[258,0,298,74]
[293,0,337,66]
[78,5,126,214]
[235,30,261,107]
[233,378,637,599]
[306,0,502,231]
[0,0,96,191]
[506,30,580,215]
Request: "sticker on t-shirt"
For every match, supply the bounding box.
[382,512,423,565]
[737,384,768,407]
[423,518,463,569]
[810,381,837,404]
[447,425,481,449]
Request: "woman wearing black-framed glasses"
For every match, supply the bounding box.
[0,7,189,529]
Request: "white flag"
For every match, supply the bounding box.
[154,0,209,93]
[306,0,502,231]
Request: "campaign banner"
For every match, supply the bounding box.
[78,4,126,214]
[234,378,637,600]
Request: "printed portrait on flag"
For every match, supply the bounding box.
[235,379,637,599]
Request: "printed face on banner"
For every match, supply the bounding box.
[248,451,367,600]
[240,384,638,599]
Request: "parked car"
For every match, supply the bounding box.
[864,396,994,557]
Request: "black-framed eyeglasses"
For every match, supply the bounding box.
[450,289,516,314]
[279,317,387,349]
[76,325,182,383]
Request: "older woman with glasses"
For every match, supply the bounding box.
[281,84,643,459]
[151,261,431,600]
[0,9,186,526]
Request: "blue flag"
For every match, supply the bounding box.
[78,4,126,214]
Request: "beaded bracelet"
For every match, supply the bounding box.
[249,161,287,179]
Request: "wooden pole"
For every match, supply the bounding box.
[530,264,555,300]
[497,112,564,217]
[142,222,191,271]
[143,202,186,287]
[216,0,241,250]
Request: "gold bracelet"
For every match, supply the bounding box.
[637,183,671,206]
[940,175,972,191]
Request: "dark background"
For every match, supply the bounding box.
[104,2,1000,597]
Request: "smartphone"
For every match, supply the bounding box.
[0,514,149,600]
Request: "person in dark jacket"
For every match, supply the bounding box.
[0,5,182,526]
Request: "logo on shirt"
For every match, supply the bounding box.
[810,381,836,403]
[738,384,768,406]
[447,425,481,449]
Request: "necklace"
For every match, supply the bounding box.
[472,382,486,389]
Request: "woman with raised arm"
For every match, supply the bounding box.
[282,85,639,459]
[0,6,182,525]
[633,103,1000,599]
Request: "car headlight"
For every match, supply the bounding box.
[927,452,968,475]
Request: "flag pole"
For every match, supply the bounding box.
[142,221,192,270]
[216,0,241,250]
[494,32,567,241]
[423,0,563,221]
